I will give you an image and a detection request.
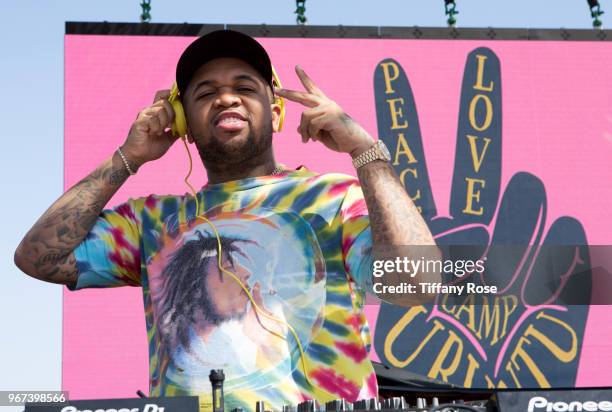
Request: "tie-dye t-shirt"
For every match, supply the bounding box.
[71,167,378,411]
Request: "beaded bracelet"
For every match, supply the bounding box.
[117,146,136,176]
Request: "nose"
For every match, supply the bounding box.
[214,88,241,108]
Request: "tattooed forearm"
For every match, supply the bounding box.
[14,151,132,285]
[110,164,131,185]
[357,161,434,246]
[356,160,440,305]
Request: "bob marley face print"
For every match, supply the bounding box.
[147,206,327,391]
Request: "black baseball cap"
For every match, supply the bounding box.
[176,30,273,96]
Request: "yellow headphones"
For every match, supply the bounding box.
[271,66,286,132]
[168,66,285,138]
[168,84,188,137]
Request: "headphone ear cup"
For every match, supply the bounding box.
[275,96,285,132]
[168,83,188,137]
[271,66,285,133]
[171,99,188,137]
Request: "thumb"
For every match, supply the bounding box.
[252,282,263,305]
[161,129,180,147]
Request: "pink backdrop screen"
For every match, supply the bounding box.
[64,34,612,397]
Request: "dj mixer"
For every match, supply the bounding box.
[211,363,612,412]
[229,396,491,412]
[23,363,611,411]
[213,364,493,412]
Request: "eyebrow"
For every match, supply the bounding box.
[190,74,262,95]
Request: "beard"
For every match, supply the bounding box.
[195,122,273,168]
[200,287,247,326]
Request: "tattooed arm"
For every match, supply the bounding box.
[276,65,440,305]
[13,153,134,286]
[356,159,441,305]
[14,89,177,287]
[356,161,434,246]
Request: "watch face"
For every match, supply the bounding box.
[378,141,391,161]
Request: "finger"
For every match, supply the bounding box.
[252,282,263,305]
[449,47,502,226]
[295,65,327,97]
[161,128,178,144]
[374,58,437,223]
[300,111,312,141]
[297,123,309,144]
[150,105,169,130]
[307,113,329,141]
[141,112,163,135]
[484,172,546,293]
[152,98,176,125]
[523,217,592,305]
[300,107,326,140]
[153,89,171,103]
[274,87,320,108]
[141,108,166,133]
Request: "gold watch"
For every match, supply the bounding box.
[352,140,391,169]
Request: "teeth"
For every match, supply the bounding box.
[218,117,244,125]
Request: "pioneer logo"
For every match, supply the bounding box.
[527,396,612,412]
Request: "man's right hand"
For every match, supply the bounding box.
[14,90,179,285]
[121,90,178,170]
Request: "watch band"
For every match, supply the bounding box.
[352,140,391,169]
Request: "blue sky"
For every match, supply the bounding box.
[0,0,608,403]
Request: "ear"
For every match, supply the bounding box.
[186,125,195,144]
[271,101,282,133]
[179,97,194,143]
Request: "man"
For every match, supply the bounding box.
[154,228,295,393]
[14,30,438,411]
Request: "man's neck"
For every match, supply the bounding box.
[204,151,278,185]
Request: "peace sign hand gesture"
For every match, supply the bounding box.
[373,48,592,388]
[274,65,375,158]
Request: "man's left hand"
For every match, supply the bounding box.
[275,65,375,158]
